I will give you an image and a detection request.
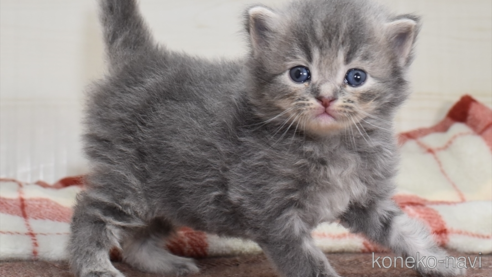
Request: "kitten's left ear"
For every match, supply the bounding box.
[385,15,420,67]
[245,6,279,56]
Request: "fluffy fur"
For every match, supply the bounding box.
[69,0,465,276]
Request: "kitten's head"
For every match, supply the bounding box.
[244,0,419,135]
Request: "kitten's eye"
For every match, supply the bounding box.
[344,69,367,87]
[289,66,311,83]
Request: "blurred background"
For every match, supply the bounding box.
[1,0,491,183]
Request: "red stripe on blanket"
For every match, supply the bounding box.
[0,178,25,184]
[393,194,461,205]
[313,231,380,253]
[447,95,475,122]
[481,125,492,151]
[1,176,84,190]
[395,195,450,246]
[399,130,474,156]
[398,95,492,149]
[404,205,449,246]
[362,240,389,253]
[432,131,474,152]
[0,231,69,236]
[448,229,492,240]
[361,194,454,253]
[398,118,455,145]
[35,175,84,189]
[469,101,492,150]
[479,122,492,135]
[413,138,466,202]
[0,197,23,217]
[0,197,73,222]
[166,227,208,258]
[18,183,39,258]
[468,101,492,132]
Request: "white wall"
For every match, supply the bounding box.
[1,0,491,182]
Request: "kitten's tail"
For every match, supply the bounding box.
[99,0,154,68]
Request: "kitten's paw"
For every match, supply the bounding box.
[170,257,200,276]
[82,270,125,277]
[124,248,199,276]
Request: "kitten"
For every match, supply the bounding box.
[69,0,465,276]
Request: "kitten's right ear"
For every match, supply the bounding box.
[385,15,420,67]
[246,6,279,56]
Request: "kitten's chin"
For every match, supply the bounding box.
[315,113,336,124]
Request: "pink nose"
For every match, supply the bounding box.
[316,96,336,108]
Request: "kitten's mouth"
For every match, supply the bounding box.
[314,107,336,124]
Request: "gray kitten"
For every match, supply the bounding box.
[69,0,465,276]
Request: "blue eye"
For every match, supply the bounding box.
[289,66,311,83]
[345,69,367,87]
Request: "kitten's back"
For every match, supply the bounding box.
[86,0,247,180]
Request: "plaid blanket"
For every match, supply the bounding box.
[1,95,491,261]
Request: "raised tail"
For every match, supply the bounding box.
[99,0,154,68]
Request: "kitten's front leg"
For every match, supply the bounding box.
[257,216,341,277]
[341,198,466,277]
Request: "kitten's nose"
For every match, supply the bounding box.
[316,96,336,108]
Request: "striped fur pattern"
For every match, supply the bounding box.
[68,0,464,276]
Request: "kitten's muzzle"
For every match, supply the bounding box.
[314,96,337,121]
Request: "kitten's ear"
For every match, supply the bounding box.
[246,6,279,55]
[385,15,420,67]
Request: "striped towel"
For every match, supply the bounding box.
[1,95,491,261]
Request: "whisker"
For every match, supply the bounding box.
[271,112,297,138]
[274,114,299,147]
[351,106,378,119]
[245,107,296,129]
[351,106,393,133]
[296,113,307,143]
[291,114,302,142]
[360,118,392,132]
[348,121,357,149]
[264,107,296,124]
[350,115,371,145]
[279,114,298,141]
[354,117,375,145]
[357,121,373,144]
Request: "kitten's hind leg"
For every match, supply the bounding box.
[69,191,138,277]
[121,217,199,276]
[341,199,466,277]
